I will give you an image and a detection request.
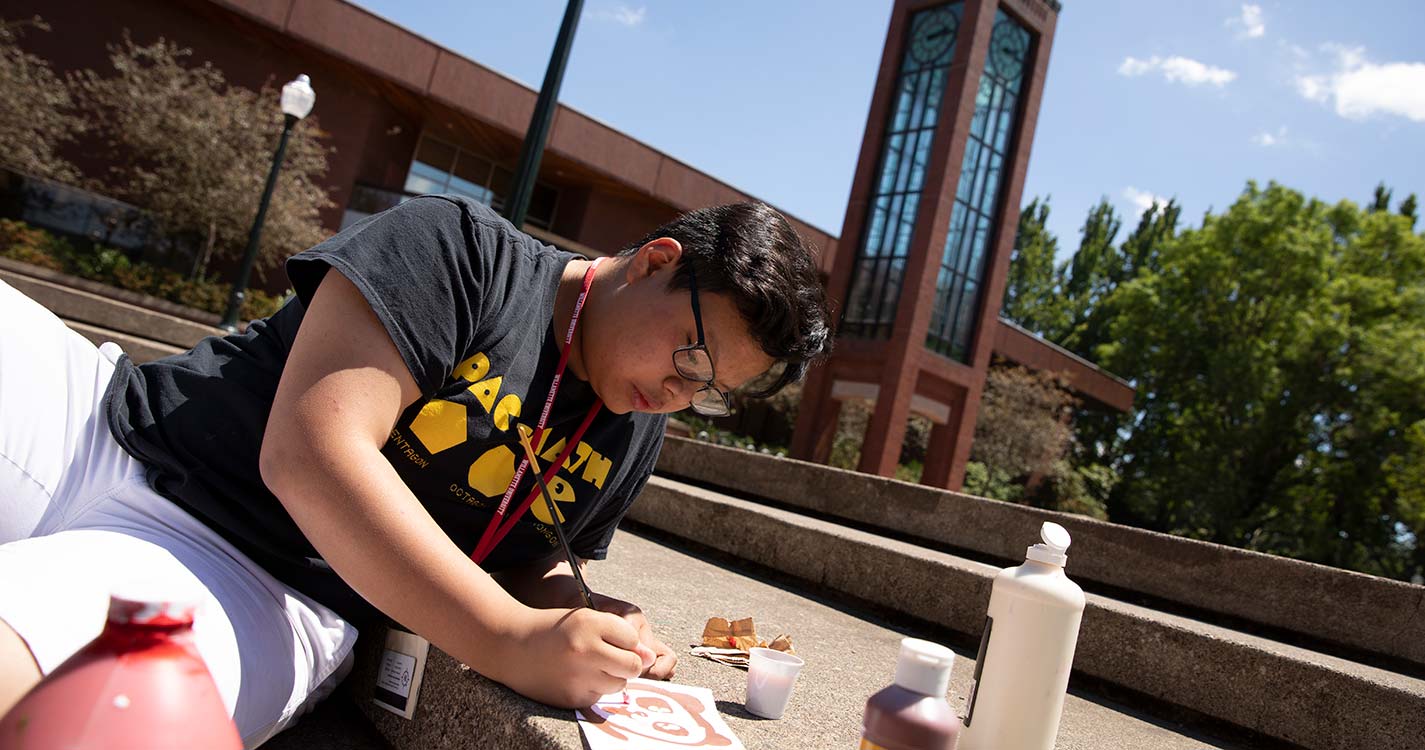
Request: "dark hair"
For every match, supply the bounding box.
[620,202,833,397]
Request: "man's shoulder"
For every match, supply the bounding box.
[385,196,570,280]
[628,413,669,454]
[399,195,504,234]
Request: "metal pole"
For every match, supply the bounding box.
[505,0,584,229]
[221,113,298,332]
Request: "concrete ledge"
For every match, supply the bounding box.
[351,640,577,749]
[0,257,223,327]
[345,531,1254,750]
[2,268,221,350]
[629,476,1425,750]
[63,320,185,364]
[262,691,388,750]
[656,436,1425,668]
[2,269,219,350]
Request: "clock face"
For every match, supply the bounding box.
[909,8,959,65]
[989,17,1031,81]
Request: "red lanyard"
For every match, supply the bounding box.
[470,257,605,565]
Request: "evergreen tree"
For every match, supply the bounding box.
[1067,199,1179,486]
[1400,193,1418,229]
[1058,198,1122,357]
[1370,182,1392,213]
[1002,197,1067,336]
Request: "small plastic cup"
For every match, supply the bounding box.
[744,647,805,719]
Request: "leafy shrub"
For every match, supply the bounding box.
[0,218,284,319]
[961,461,1024,503]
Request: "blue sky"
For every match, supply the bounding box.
[350,1,1425,259]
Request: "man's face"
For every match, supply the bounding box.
[585,240,774,416]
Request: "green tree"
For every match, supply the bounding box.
[1100,182,1425,580]
[73,34,333,280]
[0,17,82,181]
[1069,199,1180,471]
[1117,199,1181,286]
[1370,182,1392,213]
[970,364,1076,476]
[1399,194,1418,229]
[1003,197,1067,336]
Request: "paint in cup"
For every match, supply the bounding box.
[744,647,805,719]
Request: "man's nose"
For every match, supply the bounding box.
[665,374,695,405]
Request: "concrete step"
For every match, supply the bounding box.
[1,264,222,350]
[63,319,185,364]
[0,256,224,327]
[263,690,391,750]
[655,436,1425,671]
[349,530,1255,750]
[628,475,1423,750]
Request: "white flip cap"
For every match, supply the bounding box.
[107,581,199,626]
[894,638,955,697]
[1026,520,1072,566]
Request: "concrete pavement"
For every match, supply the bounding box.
[343,529,1254,750]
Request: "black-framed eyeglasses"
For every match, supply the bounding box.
[672,266,732,417]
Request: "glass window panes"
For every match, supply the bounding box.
[449,152,494,203]
[402,136,558,228]
[404,161,447,196]
[841,2,963,340]
[927,10,1032,362]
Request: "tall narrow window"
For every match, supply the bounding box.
[927,10,1032,361]
[840,3,963,339]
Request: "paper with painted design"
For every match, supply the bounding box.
[576,678,745,750]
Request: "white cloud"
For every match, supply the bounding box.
[1228,4,1266,39]
[1294,44,1425,122]
[1123,186,1168,215]
[1295,75,1329,103]
[1251,126,1288,146]
[587,4,647,27]
[1118,55,1238,87]
[1118,57,1154,76]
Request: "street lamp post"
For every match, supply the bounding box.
[505,0,584,229]
[220,74,316,333]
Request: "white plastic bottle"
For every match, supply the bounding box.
[958,521,1085,750]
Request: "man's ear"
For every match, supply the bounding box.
[626,237,683,282]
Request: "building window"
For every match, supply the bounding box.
[927,9,1032,361]
[400,135,558,229]
[840,3,963,340]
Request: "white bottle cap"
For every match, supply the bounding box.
[1026,521,1072,566]
[893,638,955,697]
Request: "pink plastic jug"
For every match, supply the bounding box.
[0,591,242,749]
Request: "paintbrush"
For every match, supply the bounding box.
[516,424,598,609]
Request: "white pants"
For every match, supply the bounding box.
[0,279,359,748]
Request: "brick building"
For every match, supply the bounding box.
[10,0,1131,490]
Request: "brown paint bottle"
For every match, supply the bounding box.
[860,638,961,750]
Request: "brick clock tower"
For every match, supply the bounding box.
[791,0,1061,490]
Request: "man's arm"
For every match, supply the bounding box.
[496,557,677,679]
[259,270,649,708]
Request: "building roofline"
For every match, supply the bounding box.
[211,0,838,239]
[996,317,1133,390]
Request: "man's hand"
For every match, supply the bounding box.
[493,557,676,680]
[504,606,652,708]
[592,593,677,680]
